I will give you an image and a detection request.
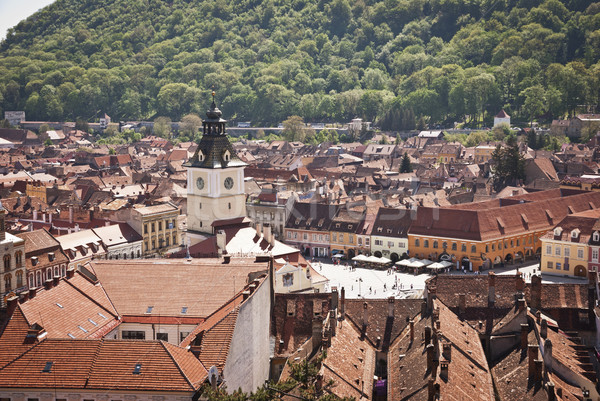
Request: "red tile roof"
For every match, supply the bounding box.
[0,338,207,392]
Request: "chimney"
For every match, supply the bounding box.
[534,359,543,382]
[42,213,46,223]
[544,339,553,374]
[331,287,338,311]
[516,272,524,291]
[216,230,226,254]
[29,287,37,299]
[340,287,346,319]
[312,318,323,351]
[488,272,496,305]
[547,382,556,401]
[536,310,541,324]
[6,295,18,317]
[517,298,526,312]
[387,297,395,318]
[49,213,52,224]
[442,342,452,361]
[362,302,369,327]
[256,222,262,238]
[44,279,53,291]
[440,360,449,381]
[528,344,539,377]
[531,275,542,309]
[242,290,251,300]
[426,344,437,378]
[19,291,29,303]
[427,379,438,401]
[33,209,38,220]
[541,319,548,339]
[521,324,529,350]
[223,254,231,264]
[458,293,466,315]
[66,268,75,279]
[330,312,337,337]
[410,320,415,342]
[69,205,73,224]
[425,326,432,345]
[52,275,60,287]
[263,224,272,244]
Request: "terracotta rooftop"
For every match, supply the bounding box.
[88,258,268,318]
[0,338,207,392]
[19,272,119,339]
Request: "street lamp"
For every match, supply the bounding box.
[358,278,363,297]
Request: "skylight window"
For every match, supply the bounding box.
[56,303,63,308]
[78,325,88,333]
[88,319,97,326]
[98,312,107,319]
[146,306,154,314]
[133,363,142,374]
[67,333,75,339]
[181,307,188,314]
[42,361,53,373]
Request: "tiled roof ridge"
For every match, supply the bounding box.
[161,341,206,389]
[84,338,105,387]
[64,273,120,319]
[0,336,48,373]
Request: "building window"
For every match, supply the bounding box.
[564,247,570,257]
[578,248,584,259]
[157,333,168,342]
[166,236,170,246]
[15,251,22,267]
[423,240,429,248]
[388,241,394,248]
[555,246,561,256]
[415,239,420,247]
[365,238,369,246]
[173,234,177,245]
[158,221,162,231]
[451,243,457,251]
[293,232,298,239]
[3,255,10,272]
[152,223,155,232]
[547,261,553,269]
[358,238,363,246]
[546,245,552,255]
[593,249,599,262]
[433,241,438,249]
[180,332,190,343]
[4,274,12,291]
[332,233,337,242]
[16,271,23,287]
[312,234,317,241]
[471,245,476,253]
[283,273,293,287]
[556,262,562,270]
[287,232,291,239]
[152,240,156,249]
[461,244,467,252]
[319,235,323,242]
[144,224,148,234]
[516,239,520,246]
[122,331,145,340]
[303,233,308,240]
[348,235,353,244]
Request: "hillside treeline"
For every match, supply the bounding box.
[0,0,598,128]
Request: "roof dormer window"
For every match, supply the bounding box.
[222,150,231,162]
[554,227,563,237]
[198,150,205,162]
[571,229,580,239]
[594,231,599,242]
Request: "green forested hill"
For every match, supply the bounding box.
[0,0,599,128]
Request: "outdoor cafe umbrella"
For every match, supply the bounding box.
[352,254,369,262]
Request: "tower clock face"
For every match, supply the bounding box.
[224,177,234,190]
[196,177,204,190]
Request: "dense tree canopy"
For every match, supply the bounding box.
[0,0,599,128]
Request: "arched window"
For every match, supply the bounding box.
[471,245,477,253]
[16,271,23,288]
[4,274,12,291]
[36,271,42,287]
[28,273,34,288]
[15,251,22,267]
[3,255,10,272]
[173,234,177,246]
[137,250,141,258]
[415,239,420,247]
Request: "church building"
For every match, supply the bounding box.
[184,93,248,244]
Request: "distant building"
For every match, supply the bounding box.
[3,111,25,127]
[0,202,26,307]
[493,109,510,127]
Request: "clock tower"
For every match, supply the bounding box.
[184,93,247,239]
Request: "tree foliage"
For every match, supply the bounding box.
[491,134,526,191]
[0,0,598,129]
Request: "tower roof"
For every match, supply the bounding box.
[184,92,246,169]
